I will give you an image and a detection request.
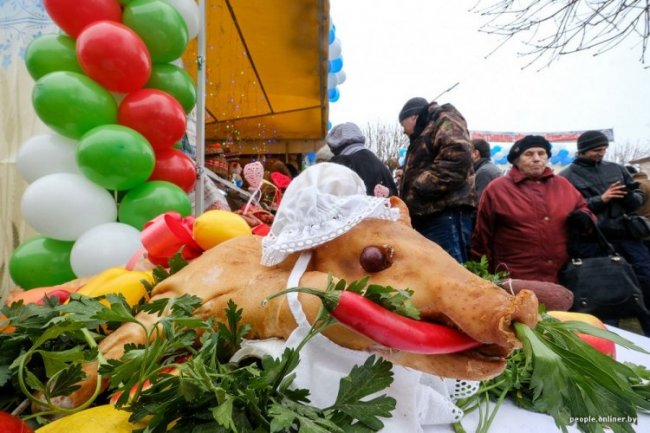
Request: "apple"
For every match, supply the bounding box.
[0,411,34,433]
[547,311,616,358]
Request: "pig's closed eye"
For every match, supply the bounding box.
[360,245,394,273]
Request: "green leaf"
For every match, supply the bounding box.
[94,297,139,324]
[330,356,395,430]
[25,369,45,393]
[212,395,236,431]
[48,363,84,397]
[36,346,86,377]
[168,252,190,275]
[268,404,297,432]
[0,365,11,387]
[334,356,394,405]
[31,321,86,350]
[365,285,419,319]
[541,316,649,354]
[334,396,396,430]
[464,256,508,283]
[346,276,370,294]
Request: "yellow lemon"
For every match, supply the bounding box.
[193,210,252,250]
[36,405,147,433]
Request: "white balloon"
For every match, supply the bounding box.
[17,133,81,183]
[21,173,117,241]
[327,72,338,89]
[163,0,200,40]
[335,70,346,85]
[71,223,143,276]
[328,38,342,59]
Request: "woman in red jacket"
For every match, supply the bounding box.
[471,135,592,283]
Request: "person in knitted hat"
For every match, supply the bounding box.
[560,130,650,334]
[506,135,552,165]
[396,97,476,263]
[576,130,609,153]
[326,122,397,197]
[472,134,592,283]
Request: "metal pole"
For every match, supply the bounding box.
[194,0,207,216]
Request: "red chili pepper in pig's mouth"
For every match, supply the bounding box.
[268,288,481,355]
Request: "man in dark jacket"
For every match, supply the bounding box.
[326,122,398,197]
[471,139,502,199]
[398,97,476,263]
[560,130,650,333]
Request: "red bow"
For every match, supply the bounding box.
[270,172,291,189]
[141,212,204,266]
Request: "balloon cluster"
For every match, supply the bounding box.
[490,143,575,166]
[327,20,346,104]
[10,0,201,288]
[549,145,575,166]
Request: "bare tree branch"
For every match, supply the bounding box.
[362,121,409,164]
[473,0,650,68]
[606,140,650,164]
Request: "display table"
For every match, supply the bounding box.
[426,327,650,433]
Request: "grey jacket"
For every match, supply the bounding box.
[473,158,502,198]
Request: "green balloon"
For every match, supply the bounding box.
[146,63,196,113]
[123,0,189,63]
[78,125,156,191]
[118,180,191,230]
[32,71,118,140]
[25,34,83,80]
[9,236,76,289]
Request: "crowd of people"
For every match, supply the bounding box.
[320,98,650,334]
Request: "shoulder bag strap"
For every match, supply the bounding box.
[591,220,618,256]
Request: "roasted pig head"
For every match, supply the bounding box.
[61,197,538,408]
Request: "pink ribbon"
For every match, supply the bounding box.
[140,212,203,266]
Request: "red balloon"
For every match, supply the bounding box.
[43,0,122,38]
[118,89,187,150]
[77,21,152,93]
[149,148,196,192]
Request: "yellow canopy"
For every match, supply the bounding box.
[183,0,330,154]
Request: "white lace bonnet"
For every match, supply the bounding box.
[261,163,400,266]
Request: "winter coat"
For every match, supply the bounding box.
[471,166,591,283]
[633,171,650,220]
[399,102,476,220]
[559,158,644,238]
[473,157,502,199]
[331,149,398,196]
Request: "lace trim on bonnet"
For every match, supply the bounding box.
[261,163,400,266]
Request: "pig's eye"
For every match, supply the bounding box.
[360,245,394,273]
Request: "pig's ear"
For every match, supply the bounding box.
[389,196,412,227]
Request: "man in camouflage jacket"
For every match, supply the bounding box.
[398,97,477,263]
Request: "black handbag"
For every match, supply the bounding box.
[559,225,649,320]
[622,214,650,239]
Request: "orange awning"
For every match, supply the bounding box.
[183,0,330,152]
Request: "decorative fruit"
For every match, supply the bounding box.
[34,405,146,433]
[0,411,34,433]
[547,311,616,358]
[192,210,252,250]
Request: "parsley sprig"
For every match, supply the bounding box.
[344,275,420,319]
[454,314,650,433]
[107,278,398,432]
[2,274,399,432]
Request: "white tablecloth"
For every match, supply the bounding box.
[425,327,650,433]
